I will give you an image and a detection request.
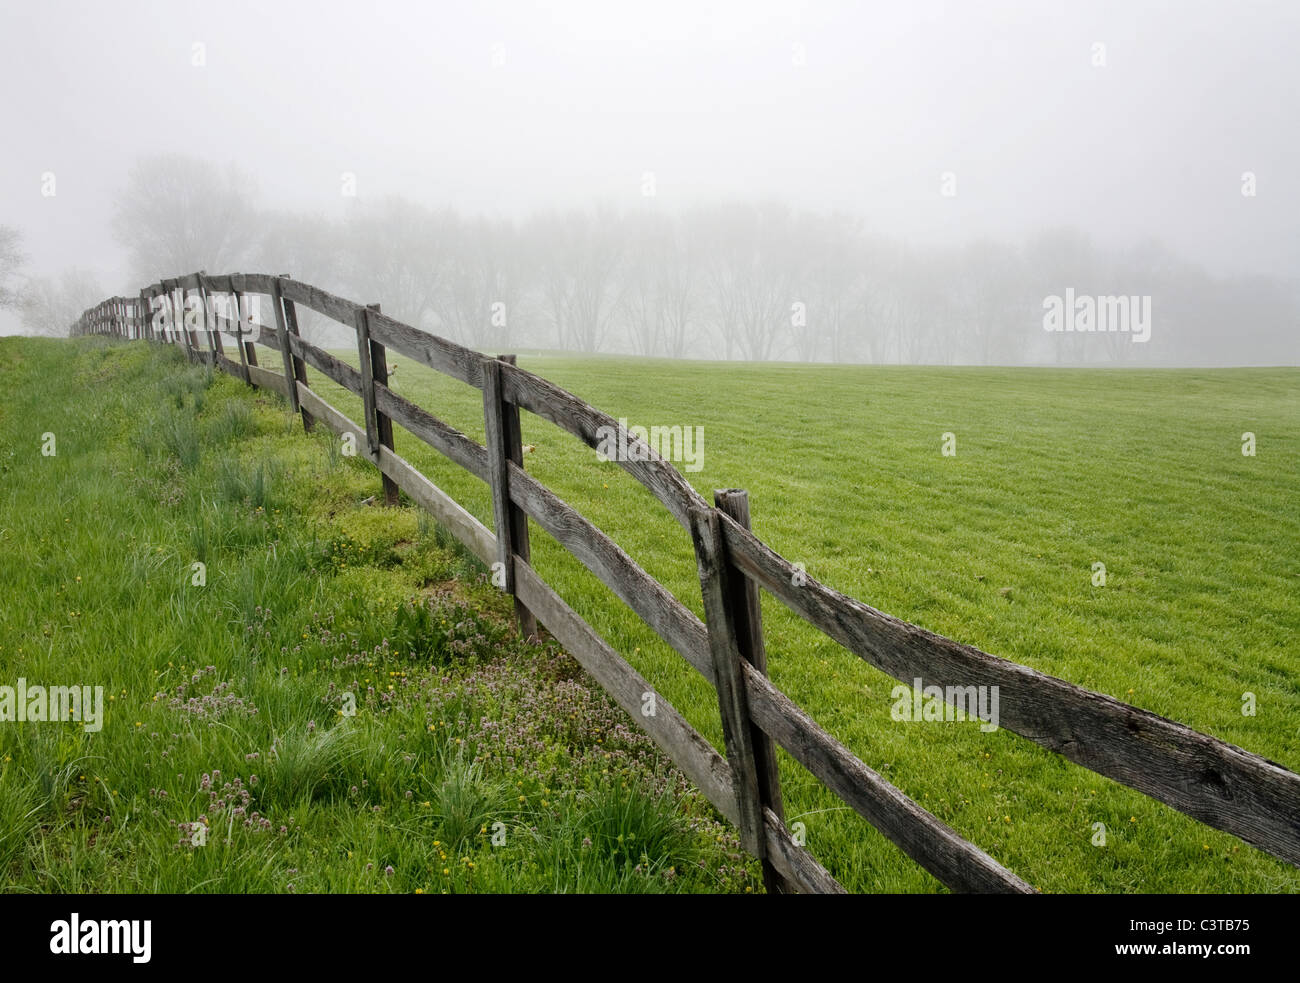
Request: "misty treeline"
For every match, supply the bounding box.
[24,153,1300,364]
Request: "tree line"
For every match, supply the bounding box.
[6,153,1296,365]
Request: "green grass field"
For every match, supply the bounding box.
[0,338,759,894]
[2,336,1296,892]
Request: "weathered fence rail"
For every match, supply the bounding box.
[70,276,1300,892]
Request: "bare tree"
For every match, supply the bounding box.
[112,154,258,284]
[698,201,797,361]
[18,268,103,337]
[532,207,624,353]
[435,216,531,350]
[338,196,451,331]
[619,212,669,356]
[790,211,863,362]
[0,225,26,310]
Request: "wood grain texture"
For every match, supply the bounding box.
[506,460,712,681]
[295,384,495,564]
[689,505,766,860]
[374,382,489,481]
[714,489,788,893]
[365,308,484,389]
[512,562,842,894]
[499,361,709,529]
[719,512,1300,867]
[277,277,360,328]
[245,362,290,397]
[280,286,314,432]
[744,662,1034,893]
[286,332,364,396]
[270,281,302,415]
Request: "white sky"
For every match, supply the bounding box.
[2,0,1297,333]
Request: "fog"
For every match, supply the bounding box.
[2,0,1297,364]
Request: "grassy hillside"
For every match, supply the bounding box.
[0,337,759,894]
[2,335,1296,892]
[305,348,1299,893]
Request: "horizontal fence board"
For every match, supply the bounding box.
[720,513,1300,867]
[230,273,277,294]
[374,382,490,481]
[743,663,1034,893]
[365,309,483,389]
[278,277,361,327]
[513,563,842,894]
[377,445,495,566]
[295,384,495,564]
[252,323,283,352]
[499,361,709,530]
[506,461,713,682]
[761,807,846,895]
[245,362,290,398]
[287,333,364,396]
[513,563,730,814]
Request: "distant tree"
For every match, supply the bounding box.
[253,210,348,345]
[956,240,1025,364]
[531,207,624,353]
[112,154,258,285]
[435,216,532,350]
[18,268,103,337]
[0,225,26,310]
[699,201,798,361]
[339,196,450,330]
[789,211,863,362]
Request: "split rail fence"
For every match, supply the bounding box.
[70,275,1300,893]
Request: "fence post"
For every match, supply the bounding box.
[140,288,153,341]
[236,277,258,370]
[169,281,192,359]
[195,273,219,368]
[368,305,399,505]
[482,355,538,641]
[689,495,790,894]
[271,277,301,415]
[354,302,399,505]
[278,277,314,433]
[715,489,789,891]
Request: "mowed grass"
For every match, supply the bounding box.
[305,347,1300,893]
[0,338,761,895]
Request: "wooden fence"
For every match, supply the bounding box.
[70,275,1300,893]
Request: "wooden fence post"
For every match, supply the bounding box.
[482,355,538,641]
[715,489,789,892]
[690,494,791,894]
[370,305,398,505]
[140,288,154,342]
[355,302,399,505]
[271,277,301,416]
[196,273,219,367]
[278,277,314,433]
[170,281,193,359]
[236,278,258,370]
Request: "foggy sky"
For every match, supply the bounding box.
[2,0,1297,342]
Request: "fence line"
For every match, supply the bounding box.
[70,275,1300,892]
